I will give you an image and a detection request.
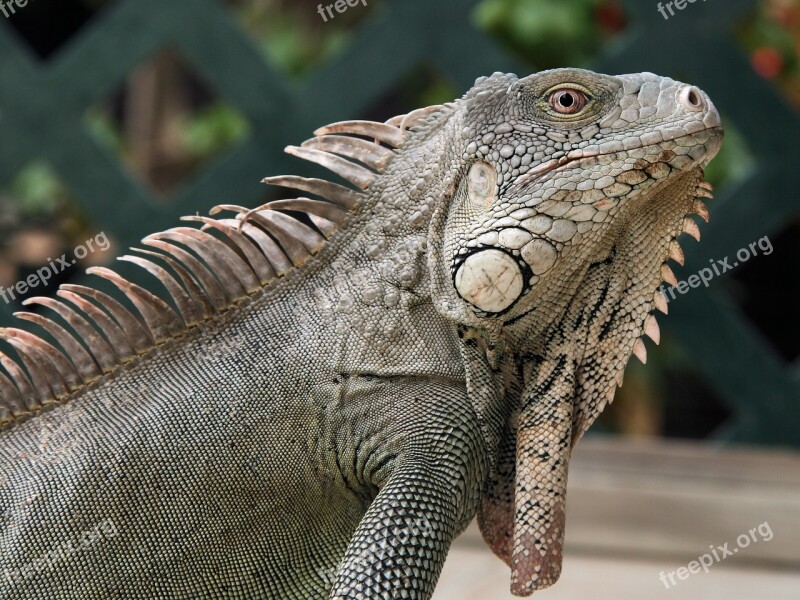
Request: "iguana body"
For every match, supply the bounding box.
[0,69,722,599]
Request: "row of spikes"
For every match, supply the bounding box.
[619,179,714,394]
[0,105,448,429]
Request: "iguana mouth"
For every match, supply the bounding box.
[511,126,725,188]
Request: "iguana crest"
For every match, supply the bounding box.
[0,107,445,430]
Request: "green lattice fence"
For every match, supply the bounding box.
[0,0,797,445]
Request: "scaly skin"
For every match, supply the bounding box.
[0,68,722,599]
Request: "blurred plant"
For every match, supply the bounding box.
[418,78,460,109]
[739,0,800,108]
[181,105,250,160]
[9,163,64,218]
[225,0,379,78]
[473,0,627,69]
[86,50,250,196]
[86,108,123,155]
[2,163,94,242]
[701,121,755,190]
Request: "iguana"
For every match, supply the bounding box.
[0,68,722,599]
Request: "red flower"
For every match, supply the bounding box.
[595,2,626,34]
[751,47,784,79]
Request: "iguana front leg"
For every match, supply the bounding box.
[330,456,458,599]
[330,379,487,600]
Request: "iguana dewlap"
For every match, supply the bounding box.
[0,69,722,599]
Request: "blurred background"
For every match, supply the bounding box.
[0,0,798,597]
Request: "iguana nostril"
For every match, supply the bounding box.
[455,249,523,314]
[679,86,705,112]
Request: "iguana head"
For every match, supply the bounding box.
[428,68,723,595]
[438,68,721,319]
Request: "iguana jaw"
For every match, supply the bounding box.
[512,125,723,189]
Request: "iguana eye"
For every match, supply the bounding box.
[548,89,589,114]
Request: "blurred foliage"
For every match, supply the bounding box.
[0,162,100,291]
[225,0,380,78]
[2,163,92,237]
[180,104,251,160]
[87,100,251,167]
[702,121,755,190]
[363,67,461,124]
[85,49,251,196]
[418,78,461,110]
[473,0,627,69]
[9,163,65,217]
[739,0,800,108]
[86,109,123,156]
